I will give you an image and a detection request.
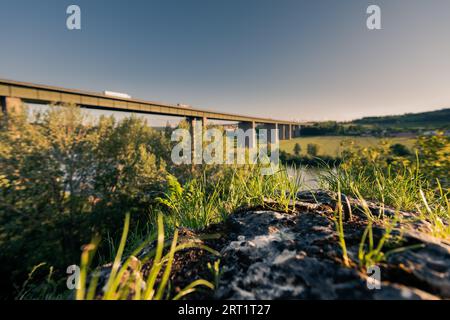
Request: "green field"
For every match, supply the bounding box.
[280,136,417,157]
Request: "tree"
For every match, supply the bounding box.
[293,143,301,156]
[307,143,319,157]
[389,143,411,157]
[0,104,172,297]
[164,121,172,139]
[416,133,450,187]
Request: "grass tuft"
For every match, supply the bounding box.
[76,213,217,300]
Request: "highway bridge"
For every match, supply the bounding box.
[0,78,301,141]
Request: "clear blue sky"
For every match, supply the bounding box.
[1,0,450,121]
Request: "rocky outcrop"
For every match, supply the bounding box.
[99,190,450,300]
[212,191,450,300]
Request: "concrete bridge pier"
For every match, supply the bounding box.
[293,125,301,138]
[278,124,286,140]
[237,121,256,149]
[259,123,279,144]
[187,116,207,165]
[272,123,279,143]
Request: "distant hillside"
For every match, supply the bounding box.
[352,108,450,129]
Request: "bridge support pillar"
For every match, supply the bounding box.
[293,125,301,138]
[1,96,23,116]
[273,123,279,143]
[237,121,256,149]
[187,117,207,165]
[288,124,292,140]
[259,123,279,144]
[279,124,286,140]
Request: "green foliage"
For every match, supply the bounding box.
[0,105,171,297]
[207,259,221,290]
[289,109,449,137]
[76,213,217,300]
[320,138,450,240]
[332,178,430,271]
[280,135,416,159]
[0,105,305,298]
[306,143,319,157]
[293,143,301,156]
[157,165,302,230]
[333,134,449,190]
[389,143,411,157]
[334,185,350,267]
[415,132,450,187]
[156,174,222,230]
[2,103,448,300]
[353,108,450,129]
[15,263,68,300]
[279,150,340,168]
[354,199,401,269]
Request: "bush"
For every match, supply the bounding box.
[415,133,450,187]
[307,143,319,157]
[389,143,411,157]
[0,105,171,297]
[293,143,301,156]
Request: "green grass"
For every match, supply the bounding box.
[156,165,303,231]
[320,161,450,240]
[328,165,447,272]
[15,165,308,300]
[71,165,304,300]
[280,136,417,157]
[4,105,448,300]
[19,161,449,299]
[77,213,218,300]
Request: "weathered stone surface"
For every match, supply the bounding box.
[212,191,450,300]
[97,190,450,300]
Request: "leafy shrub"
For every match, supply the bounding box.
[415,132,450,187]
[307,143,319,157]
[389,143,411,157]
[293,143,301,156]
[0,105,171,297]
